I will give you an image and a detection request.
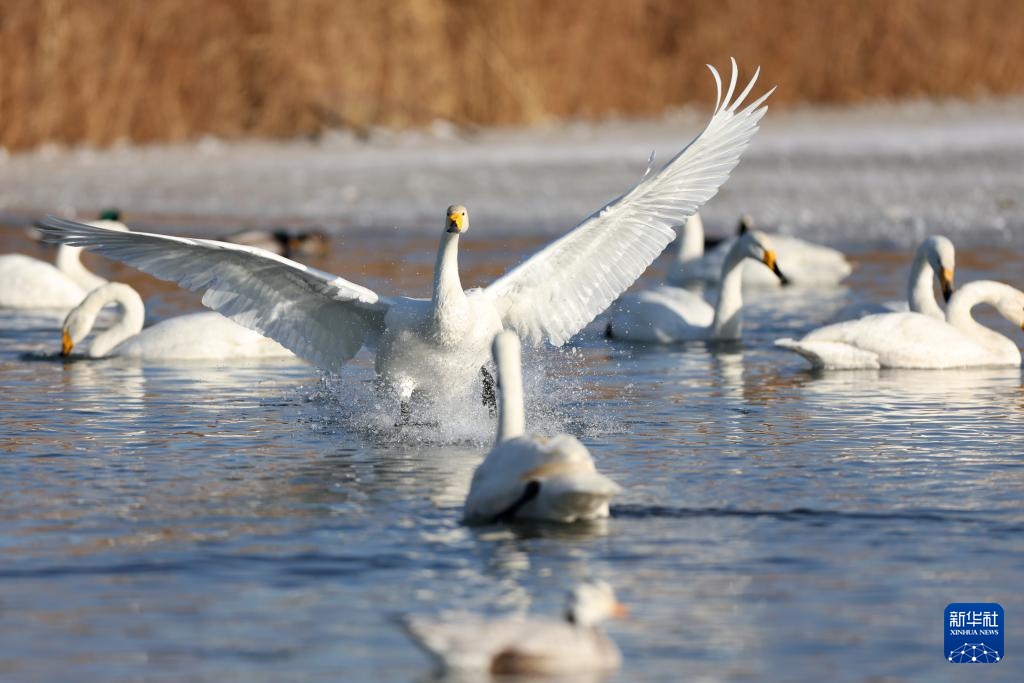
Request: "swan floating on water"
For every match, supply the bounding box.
[776,280,1024,369]
[832,235,955,321]
[61,282,293,360]
[607,230,786,342]
[463,331,619,524]
[0,212,128,310]
[402,580,626,676]
[38,60,773,412]
[668,213,851,287]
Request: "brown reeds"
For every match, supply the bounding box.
[1,0,1022,151]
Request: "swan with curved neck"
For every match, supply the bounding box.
[827,234,956,322]
[402,580,626,675]
[37,61,774,419]
[463,331,619,524]
[607,230,787,343]
[0,214,129,310]
[906,235,955,318]
[62,282,293,360]
[667,212,850,287]
[776,279,1024,369]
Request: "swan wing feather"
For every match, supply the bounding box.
[485,58,774,346]
[36,216,388,371]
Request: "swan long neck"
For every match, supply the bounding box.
[907,245,943,318]
[494,333,525,444]
[675,213,705,264]
[55,244,106,291]
[946,281,1020,357]
[72,283,145,357]
[432,232,466,313]
[711,245,746,340]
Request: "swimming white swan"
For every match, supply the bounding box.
[833,235,955,321]
[667,213,851,287]
[0,214,129,310]
[463,331,620,524]
[61,282,293,360]
[39,60,773,411]
[607,230,786,342]
[776,280,1024,369]
[402,580,626,676]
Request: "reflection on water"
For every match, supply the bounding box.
[1,225,1023,682]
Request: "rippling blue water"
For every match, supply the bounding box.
[1,228,1022,682]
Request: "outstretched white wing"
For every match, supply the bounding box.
[485,58,774,346]
[37,217,389,372]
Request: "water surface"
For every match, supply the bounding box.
[1,226,1022,682]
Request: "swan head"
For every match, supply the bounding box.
[565,581,627,627]
[992,287,1024,331]
[924,235,956,302]
[61,305,98,356]
[739,230,788,284]
[446,204,469,234]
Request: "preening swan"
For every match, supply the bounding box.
[668,213,851,287]
[463,331,620,524]
[61,282,293,360]
[833,235,955,321]
[607,230,786,342]
[39,60,773,412]
[402,580,626,676]
[776,280,1024,369]
[0,212,128,310]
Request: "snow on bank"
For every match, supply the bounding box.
[1,99,1022,247]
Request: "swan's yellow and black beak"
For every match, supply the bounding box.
[446,210,465,234]
[61,329,74,356]
[763,250,789,285]
[612,601,629,619]
[940,268,954,302]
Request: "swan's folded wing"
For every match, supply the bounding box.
[484,58,774,346]
[37,217,389,372]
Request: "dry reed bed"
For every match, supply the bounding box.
[1,0,1022,151]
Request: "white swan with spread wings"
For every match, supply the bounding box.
[38,60,773,413]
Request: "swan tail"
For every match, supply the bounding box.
[540,472,620,521]
[399,615,498,672]
[775,338,880,370]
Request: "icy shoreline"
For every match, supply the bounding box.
[2,98,1023,247]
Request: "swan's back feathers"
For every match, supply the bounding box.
[113,311,293,359]
[464,435,619,523]
[36,217,388,371]
[777,310,1019,369]
[401,613,528,672]
[0,254,86,309]
[485,59,773,346]
[775,337,881,370]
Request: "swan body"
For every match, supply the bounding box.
[833,235,955,321]
[0,218,129,309]
[403,581,625,676]
[62,282,292,360]
[39,60,773,410]
[464,331,620,524]
[776,280,1024,369]
[668,214,851,287]
[607,230,786,342]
